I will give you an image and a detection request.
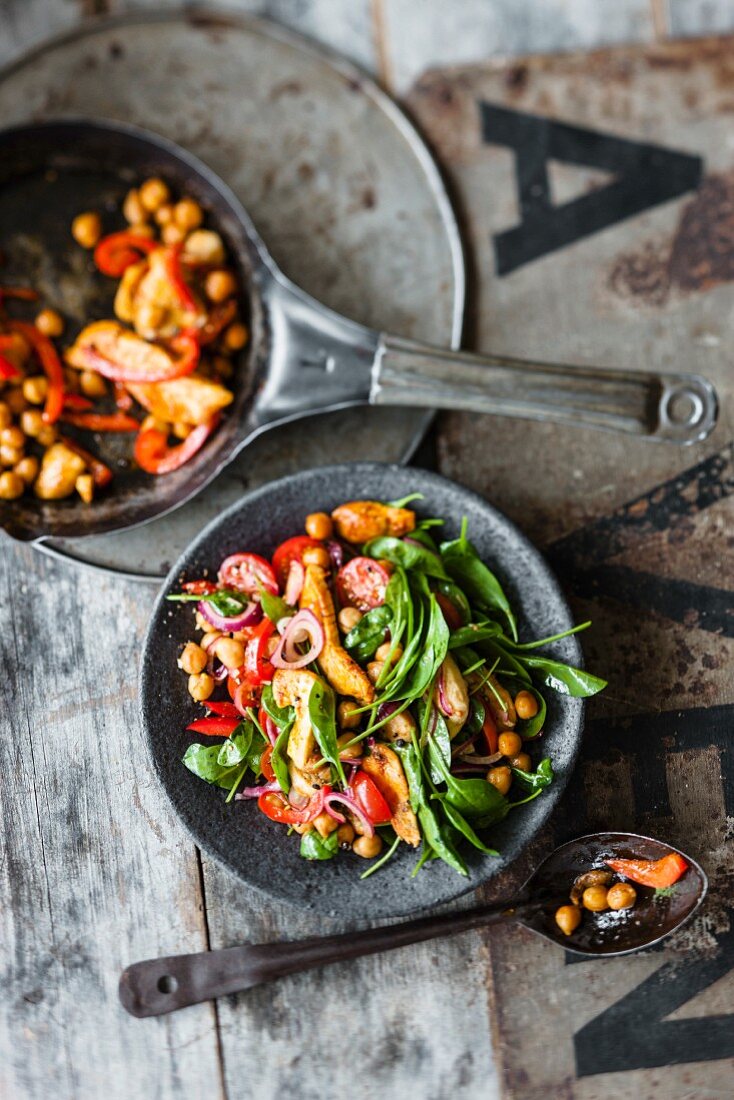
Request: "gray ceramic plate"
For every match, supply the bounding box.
[140,463,584,919]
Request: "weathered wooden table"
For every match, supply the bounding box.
[3,4,733,1099]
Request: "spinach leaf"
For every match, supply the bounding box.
[217,725,253,769]
[400,594,449,701]
[300,829,339,861]
[515,686,546,738]
[444,777,510,828]
[465,695,486,736]
[419,703,452,784]
[261,683,294,730]
[433,579,471,625]
[183,741,246,791]
[440,801,499,855]
[308,679,346,785]
[511,756,554,792]
[344,604,392,662]
[448,621,502,649]
[515,655,607,698]
[259,589,291,625]
[440,521,517,641]
[167,588,250,617]
[363,536,448,580]
[417,805,468,876]
[271,720,293,794]
[475,638,532,684]
[405,528,441,555]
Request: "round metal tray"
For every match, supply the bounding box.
[0,9,464,580]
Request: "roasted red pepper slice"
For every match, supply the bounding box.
[62,411,140,432]
[259,745,276,783]
[59,435,114,488]
[94,232,157,277]
[164,244,197,313]
[606,852,688,889]
[8,321,65,424]
[186,716,241,737]
[204,700,240,717]
[134,414,218,475]
[481,710,499,755]
[244,618,276,686]
[0,354,20,380]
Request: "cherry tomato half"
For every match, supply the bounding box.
[260,745,276,783]
[271,536,322,587]
[257,786,330,825]
[353,770,392,825]
[219,552,278,595]
[336,557,391,611]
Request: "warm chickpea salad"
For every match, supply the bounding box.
[555,850,690,937]
[0,176,245,503]
[169,496,606,878]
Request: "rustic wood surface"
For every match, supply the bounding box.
[2,3,734,1100]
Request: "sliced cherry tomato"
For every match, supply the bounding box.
[481,711,499,755]
[61,410,139,432]
[183,579,217,595]
[204,700,239,717]
[228,668,260,710]
[260,745,276,783]
[94,231,157,277]
[435,591,463,631]
[257,786,330,824]
[271,536,322,587]
[606,852,688,889]
[59,435,113,488]
[134,414,218,475]
[8,321,65,424]
[353,770,392,825]
[336,557,391,611]
[186,716,240,737]
[244,618,276,686]
[218,552,278,595]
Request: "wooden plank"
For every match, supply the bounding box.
[376,0,656,92]
[0,544,222,1099]
[0,0,85,65]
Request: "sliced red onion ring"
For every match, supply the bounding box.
[271,609,324,669]
[261,713,279,746]
[376,701,399,722]
[460,752,503,766]
[284,559,305,605]
[276,614,294,635]
[212,662,229,682]
[198,597,263,633]
[323,791,375,837]
[326,540,345,569]
[451,764,488,775]
[235,780,280,800]
[437,668,454,717]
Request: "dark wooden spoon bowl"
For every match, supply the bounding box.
[119,832,707,1018]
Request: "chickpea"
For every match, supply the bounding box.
[337,732,362,760]
[71,211,102,249]
[223,322,248,351]
[172,422,192,441]
[338,606,362,633]
[498,731,523,758]
[607,882,637,911]
[0,471,24,499]
[122,188,147,224]
[177,641,208,675]
[75,474,94,504]
[37,425,58,447]
[154,203,175,226]
[510,752,532,772]
[129,223,156,239]
[188,671,214,702]
[582,885,609,912]
[161,222,186,246]
[367,661,384,684]
[141,415,169,435]
[337,823,355,847]
[555,904,582,937]
[0,444,23,467]
[80,370,108,398]
[14,455,39,484]
[487,765,512,796]
[22,376,48,406]
[515,690,539,720]
[174,198,204,231]
[194,610,216,633]
[184,229,225,265]
[139,177,170,213]
[302,545,331,569]
[1,425,24,450]
[6,389,27,415]
[376,641,402,665]
[353,834,383,859]
[304,511,333,540]
[337,700,361,730]
[35,308,64,338]
[215,637,246,670]
[204,269,237,303]
[0,402,10,429]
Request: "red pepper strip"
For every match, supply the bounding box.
[606,852,688,889]
[59,435,113,488]
[94,232,157,277]
[61,411,140,432]
[204,700,240,717]
[134,413,219,475]
[80,330,200,383]
[0,353,20,380]
[244,618,276,686]
[183,579,217,595]
[186,716,240,737]
[62,393,94,410]
[164,245,197,313]
[482,711,499,755]
[199,299,236,346]
[167,330,200,374]
[0,286,40,305]
[114,382,133,411]
[7,321,64,423]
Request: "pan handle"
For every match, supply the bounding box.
[370,334,718,445]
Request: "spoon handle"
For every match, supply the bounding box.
[119,900,520,1017]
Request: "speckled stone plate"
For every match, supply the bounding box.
[140,463,584,919]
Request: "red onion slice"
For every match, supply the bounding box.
[323,791,375,837]
[326,540,345,569]
[376,701,399,722]
[284,559,305,605]
[235,780,280,800]
[271,609,324,669]
[198,597,263,633]
[261,713,279,746]
[436,668,454,717]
